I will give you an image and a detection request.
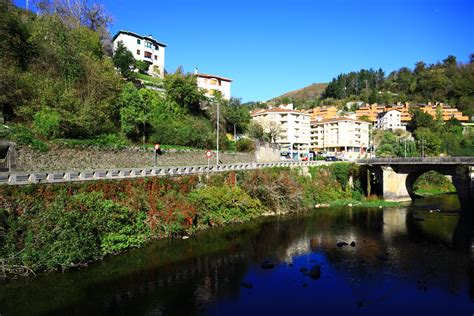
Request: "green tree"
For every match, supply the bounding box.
[164,67,206,114]
[247,121,264,140]
[415,127,441,156]
[135,60,150,74]
[408,107,434,131]
[113,41,136,79]
[225,98,251,135]
[119,83,157,143]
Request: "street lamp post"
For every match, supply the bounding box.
[404,138,407,158]
[418,139,426,158]
[216,101,220,166]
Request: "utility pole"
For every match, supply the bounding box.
[234,124,236,143]
[216,101,220,166]
[418,139,426,158]
[404,138,407,158]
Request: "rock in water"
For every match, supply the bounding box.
[309,265,321,279]
[261,260,275,269]
[299,267,309,274]
[376,254,389,262]
[337,242,349,248]
[240,281,253,289]
[350,241,356,247]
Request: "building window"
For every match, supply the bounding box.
[154,55,158,60]
[137,39,141,44]
[137,49,140,55]
[144,51,152,59]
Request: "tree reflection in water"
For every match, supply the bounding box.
[0,195,472,315]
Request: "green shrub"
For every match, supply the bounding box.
[236,138,255,152]
[3,191,149,271]
[93,133,128,149]
[150,115,214,148]
[53,133,128,150]
[189,185,263,226]
[241,169,303,212]
[135,60,151,74]
[9,124,49,152]
[33,107,61,139]
[306,166,348,204]
[329,162,354,191]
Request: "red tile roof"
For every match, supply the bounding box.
[251,108,309,116]
[310,117,369,125]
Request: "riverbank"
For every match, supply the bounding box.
[413,170,457,196]
[0,164,398,280]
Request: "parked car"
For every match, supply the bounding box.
[325,156,340,161]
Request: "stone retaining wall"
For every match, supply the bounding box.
[14,145,256,172]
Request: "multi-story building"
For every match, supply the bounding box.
[310,117,370,159]
[376,110,405,130]
[195,71,232,100]
[356,102,469,125]
[113,30,166,77]
[306,106,338,121]
[355,103,387,122]
[251,104,311,160]
[418,103,469,121]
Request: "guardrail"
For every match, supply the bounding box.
[0,161,328,186]
[358,157,474,165]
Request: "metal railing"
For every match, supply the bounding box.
[0,160,328,186]
[358,157,474,165]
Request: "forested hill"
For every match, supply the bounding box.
[321,55,474,116]
[270,83,328,107]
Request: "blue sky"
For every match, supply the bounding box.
[15,0,474,102]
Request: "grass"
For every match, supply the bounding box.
[136,73,163,84]
[328,198,403,208]
[414,188,456,196]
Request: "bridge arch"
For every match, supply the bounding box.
[363,158,474,214]
[405,169,456,200]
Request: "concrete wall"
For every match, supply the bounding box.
[255,142,280,162]
[382,166,411,202]
[14,145,255,172]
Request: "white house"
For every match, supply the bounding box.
[195,70,232,100]
[113,30,166,77]
[310,117,370,159]
[376,109,405,130]
[251,104,311,160]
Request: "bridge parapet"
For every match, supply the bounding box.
[359,157,474,165]
[0,161,330,186]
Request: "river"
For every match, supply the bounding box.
[0,194,472,315]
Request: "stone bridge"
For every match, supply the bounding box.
[359,157,474,212]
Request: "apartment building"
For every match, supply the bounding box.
[310,117,370,159]
[195,71,232,100]
[306,106,338,121]
[376,110,405,130]
[251,104,311,160]
[356,102,469,125]
[355,103,387,123]
[113,30,166,77]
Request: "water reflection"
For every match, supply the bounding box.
[0,195,472,315]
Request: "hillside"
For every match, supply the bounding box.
[270,83,328,103]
